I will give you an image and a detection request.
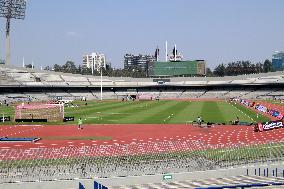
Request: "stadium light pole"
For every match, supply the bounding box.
[100,57,105,101]
[0,0,26,66]
[100,65,102,100]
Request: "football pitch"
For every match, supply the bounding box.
[64,100,269,124]
[0,100,270,124]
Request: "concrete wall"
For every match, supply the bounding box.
[1,162,283,189]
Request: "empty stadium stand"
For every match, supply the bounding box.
[1,65,284,101]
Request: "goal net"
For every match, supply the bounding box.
[137,93,156,101]
[15,103,64,122]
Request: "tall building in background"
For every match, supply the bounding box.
[82,52,106,71]
[272,51,284,71]
[124,54,156,71]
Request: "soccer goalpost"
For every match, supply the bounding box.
[15,103,64,122]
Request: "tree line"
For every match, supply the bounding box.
[26,59,273,78]
[42,61,148,78]
[207,59,273,77]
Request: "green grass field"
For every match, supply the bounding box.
[0,100,270,124]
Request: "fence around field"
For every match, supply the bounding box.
[0,140,283,183]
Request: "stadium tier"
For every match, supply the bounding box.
[1,65,284,189]
[1,65,284,102]
[1,65,284,86]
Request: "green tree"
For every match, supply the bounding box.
[81,67,92,75]
[206,68,213,77]
[263,59,272,72]
[255,63,263,73]
[44,66,51,71]
[62,61,77,74]
[53,64,62,72]
[213,64,226,77]
[25,64,33,69]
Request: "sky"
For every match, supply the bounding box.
[0,0,284,69]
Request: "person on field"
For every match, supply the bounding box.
[233,116,240,125]
[197,116,202,125]
[78,117,83,130]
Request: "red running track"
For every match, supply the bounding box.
[0,124,283,151]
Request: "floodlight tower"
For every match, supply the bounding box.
[0,0,26,65]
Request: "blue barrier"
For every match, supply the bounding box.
[250,167,284,178]
[79,181,108,189]
[94,181,108,189]
[79,182,85,189]
[273,170,275,176]
[0,137,40,142]
[264,169,266,177]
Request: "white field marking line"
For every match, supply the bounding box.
[5,125,45,137]
[0,125,19,132]
[163,113,174,122]
[95,112,131,115]
[229,102,255,122]
[87,117,100,119]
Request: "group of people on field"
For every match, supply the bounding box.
[196,116,241,126]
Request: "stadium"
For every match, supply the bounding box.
[0,1,284,188]
[0,64,284,189]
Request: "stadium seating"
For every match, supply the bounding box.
[179,89,207,98]
[198,90,229,99]
[158,91,182,99]
[1,65,284,101]
[1,65,284,87]
[1,65,284,188]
